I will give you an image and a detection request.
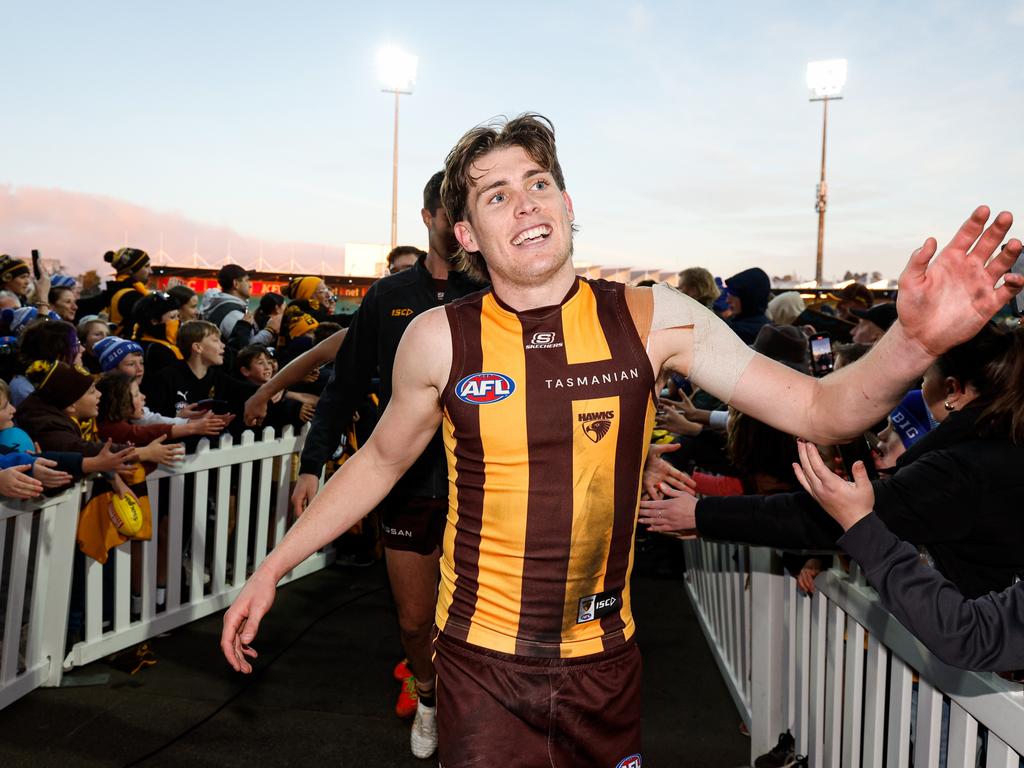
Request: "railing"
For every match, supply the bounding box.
[684,540,1024,768]
[0,489,79,710]
[0,424,333,710]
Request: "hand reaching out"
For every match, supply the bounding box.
[642,442,696,499]
[638,481,699,536]
[0,465,44,499]
[82,440,136,474]
[797,557,824,595]
[792,439,874,531]
[31,457,73,488]
[137,434,185,466]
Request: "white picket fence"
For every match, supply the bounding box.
[683,539,1024,768]
[0,489,79,710]
[0,424,333,710]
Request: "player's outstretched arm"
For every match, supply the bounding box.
[221,310,450,673]
[654,207,1022,444]
[243,329,347,426]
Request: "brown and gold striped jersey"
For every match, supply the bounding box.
[438,278,656,658]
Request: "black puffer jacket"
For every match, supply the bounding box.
[696,406,1024,598]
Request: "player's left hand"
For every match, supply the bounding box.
[897,206,1022,356]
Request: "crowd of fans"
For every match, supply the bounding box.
[634,263,1024,766]
[2,240,1021,759]
[0,248,353,511]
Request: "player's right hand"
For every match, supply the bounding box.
[221,570,277,674]
[290,473,320,517]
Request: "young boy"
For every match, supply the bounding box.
[226,344,304,436]
[150,321,226,418]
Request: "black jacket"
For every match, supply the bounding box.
[839,512,1024,672]
[696,407,1024,598]
[298,258,484,498]
[149,360,222,417]
[724,267,770,344]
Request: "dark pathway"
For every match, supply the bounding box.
[0,557,748,767]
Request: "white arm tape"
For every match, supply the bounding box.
[708,409,730,430]
[651,283,755,404]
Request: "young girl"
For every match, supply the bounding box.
[97,372,186,613]
[78,316,110,374]
[0,378,34,453]
[93,336,229,435]
[95,374,189,460]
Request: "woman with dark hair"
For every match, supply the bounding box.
[168,284,199,323]
[8,318,81,406]
[647,322,1024,600]
[48,285,78,322]
[254,292,284,331]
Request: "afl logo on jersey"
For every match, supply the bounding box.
[616,755,642,768]
[455,372,516,404]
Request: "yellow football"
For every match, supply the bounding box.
[109,493,144,537]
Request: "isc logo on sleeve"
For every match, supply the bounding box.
[455,372,516,404]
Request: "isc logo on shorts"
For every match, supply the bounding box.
[455,372,516,404]
[615,754,642,768]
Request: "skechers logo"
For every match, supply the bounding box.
[391,308,414,317]
[455,372,516,404]
[579,410,615,443]
[525,330,563,350]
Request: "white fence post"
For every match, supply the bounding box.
[0,489,79,709]
[748,547,786,760]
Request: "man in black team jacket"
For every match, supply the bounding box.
[290,171,483,759]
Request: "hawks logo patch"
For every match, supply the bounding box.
[455,372,516,404]
[578,410,615,443]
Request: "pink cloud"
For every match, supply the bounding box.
[0,184,346,278]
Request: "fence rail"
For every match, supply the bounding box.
[0,424,332,711]
[684,540,1024,768]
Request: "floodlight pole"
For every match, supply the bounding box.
[811,94,840,286]
[383,87,411,252]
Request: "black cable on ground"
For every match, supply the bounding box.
[124,582,388,767]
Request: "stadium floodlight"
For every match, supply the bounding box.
[806,58,848,285]
[806,59,847,100]
[377,45,418,250]
[377,45,418,94]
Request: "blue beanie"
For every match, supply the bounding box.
[889,389,932,448]
[51,274,77,289]
[1,306,58,334]
[94,336,144,372]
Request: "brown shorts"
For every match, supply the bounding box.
[380,495,446,555]
[433,632,643,768]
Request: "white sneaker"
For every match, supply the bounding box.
[410,700,438,759]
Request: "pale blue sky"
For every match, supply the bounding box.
[2,0,1022,279]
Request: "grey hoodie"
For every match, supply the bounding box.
[201,290,274,346]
